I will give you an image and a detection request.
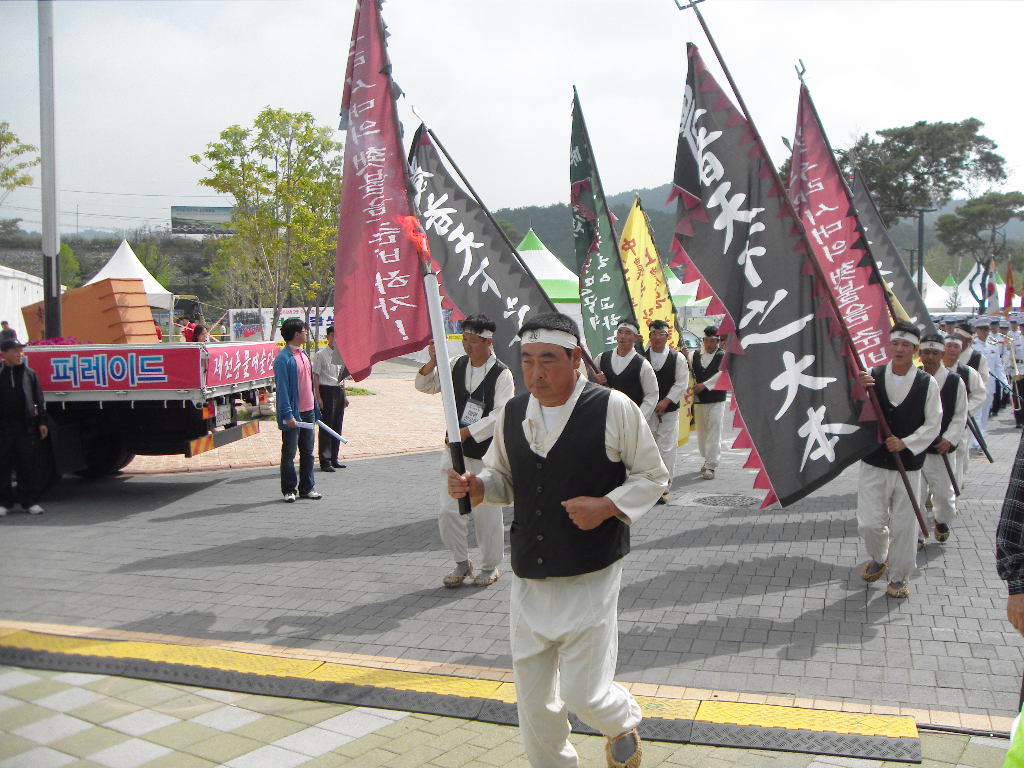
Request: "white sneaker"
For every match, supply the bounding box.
[0,506,7,517]
[283,492,297,503]
[25,505,43,515]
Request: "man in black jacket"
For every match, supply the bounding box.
[0,340,49,515]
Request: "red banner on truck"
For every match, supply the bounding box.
[204,342,277,387]
[28,345,202,391]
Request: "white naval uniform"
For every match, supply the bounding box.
[477,375,668,768]
[856,364,941,584]
[596,348,659,423]
[694,351,725,470]
[645,347,690,490]
[919,365,967,527]
[971,337,1002,437]
[415,354,514,570]
[953,362,985,489]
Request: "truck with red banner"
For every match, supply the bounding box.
[27,340,278,484]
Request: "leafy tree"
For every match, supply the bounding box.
[840,118,1006,227]
[496,219,523,246]
[0,218,23,238]
[133,241,174,286]
[191,108,341,338]
[935,191,1024,312]
[58,242,81,287]
[0,122,40,206]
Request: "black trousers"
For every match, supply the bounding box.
[318,385,346,465]
[0,425,39,508]
[1014,378,1024,426]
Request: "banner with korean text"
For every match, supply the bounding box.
[409,125,557,385]
[570,89,638,354]
[618,198,680,349]
[670,45,877,507]
[787,85,892,368]
[850,172,936,336]
[334,0,431,381]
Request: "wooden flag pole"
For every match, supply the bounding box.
[676,0,928,537]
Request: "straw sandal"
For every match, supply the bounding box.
[606,728,642,768]
[860,560,887,582]
[443,561,473,588]
[472,568,500,587]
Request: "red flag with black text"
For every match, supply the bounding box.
[787,84,892,368]
[334,0,431,381]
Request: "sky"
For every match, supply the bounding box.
[3,0,1024,236]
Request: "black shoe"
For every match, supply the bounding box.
[320,464,336,472]
[331,461,346,469]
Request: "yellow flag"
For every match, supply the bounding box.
[619,199,678,348]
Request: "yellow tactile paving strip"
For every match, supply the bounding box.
[0,627,918,742]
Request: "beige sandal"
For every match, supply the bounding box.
[606,728,642,768]
[472,568,500,587]
[442,561,473,588]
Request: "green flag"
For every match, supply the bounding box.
[570,88,637,353]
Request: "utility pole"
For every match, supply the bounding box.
[38,0,62,339]
[902,248,917,277]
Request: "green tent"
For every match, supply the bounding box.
[516,229,579,303]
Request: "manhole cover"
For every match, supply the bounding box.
[694,494,760,508]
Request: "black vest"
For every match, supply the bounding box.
[452,355,507,460]
[692,350,726,404]
[644,348,680,412]
[863,365,931,471]
[966,350,982,371]
[927,369,961,454]
[955,362,973,395]
[598,352,645,407]
[503,382,629,579]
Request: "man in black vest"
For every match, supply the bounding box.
[594,320,658,425]
[0,339,49,516]
[448,313,667,768]
[918,333,967,544]
[692,325,726,480]
[644,319,689,503]
[942,336,985,490]
[416,314,513,588]
[857,322,941,599]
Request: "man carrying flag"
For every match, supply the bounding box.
[857,321,941,599]
[644,319,689,503]
[918,333,967,544]
[416,314,512,589]
[448,312,665,768]
[594,320,658,424]
[691,326,726,481]
[945,332,987,488]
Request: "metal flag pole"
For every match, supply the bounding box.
[38,0,62,340]
[966,415,994,462]
[675,0,928,538]
[416,120,598,376]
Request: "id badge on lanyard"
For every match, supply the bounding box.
[461,398,484,427]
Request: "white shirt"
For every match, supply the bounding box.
[645,347,690,405]
[947,362,986,417]
[415,353,515,443]
[312,345,346,387]
[959,344,990,393]
[478,375,668,524]
[926,364,967,446]
[697,350,723,391]
[972,337,1004,386]
[880,363,942,456]
[597,348,659,421]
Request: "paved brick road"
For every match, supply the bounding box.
[2,360,1022,729]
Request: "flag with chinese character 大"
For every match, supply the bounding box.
[670,44,877,507]
[618,198,680,349]
[787,84,892,368]
[408,124,557,386]
[850,171,936,336]
[334,0,431,381]
[570,88,638,354]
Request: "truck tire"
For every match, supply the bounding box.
[75,439,130,479]
[36,440,61,491]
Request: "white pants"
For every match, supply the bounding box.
[856,462,919,583]
[648,409,679,491]
[695,401,724,469]
[511,562,641,768]
[972,386,993,447]
[920,453,956,525]
[956,435,970,489]
[438,453,504,570]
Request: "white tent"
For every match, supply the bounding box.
[953,270,1004,311]
[86,240,173,311]
[920,269,951,312]
[0,265,44,342]
[515,230,583,333]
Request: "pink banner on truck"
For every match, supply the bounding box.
[204,342,278,387]
[29,346,202,391]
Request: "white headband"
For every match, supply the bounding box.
[518,328,579,349]
[463,329,493,339]
[890,331,920,345]
[944,338,963,348]
[953,328,973,340]
[919,341,944,352]
[617,321,639,334]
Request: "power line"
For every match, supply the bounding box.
[24,185,225,199]
[2,204,167,223]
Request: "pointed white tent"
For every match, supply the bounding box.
[920,269,950,312]
[86,240,173,311]
[514,229,583,333]
[954,268,1004,311]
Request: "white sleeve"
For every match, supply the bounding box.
[903,376,942,456]
[413,356,457,395]
[977,355,990,388]
[967,366,986,416]
[665,352,690,403]
[603,391,670,525]
[477,411,515,506]
[466,367,515,442]
[638,358,659,421]
[942,378,968,446]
